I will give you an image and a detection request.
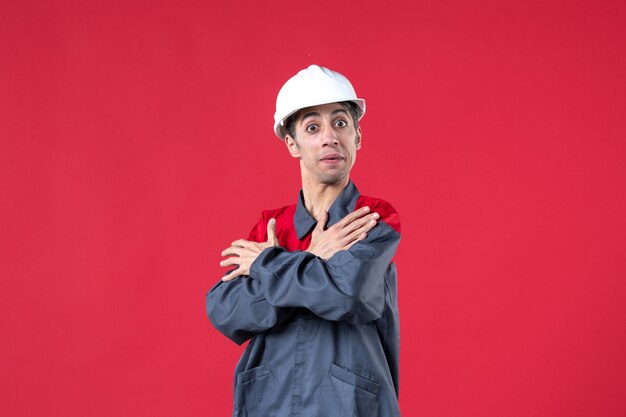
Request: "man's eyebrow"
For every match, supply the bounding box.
[299,108,349,125]
[299,111,320,124]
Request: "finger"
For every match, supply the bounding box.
[313,211,328,232]
[221,246,243,257]
[220,257,241,267]
[231,239,253,248]
[267,218,277,244]
[222,268,241,281]
[344,216,378,244]
[340,212,379,236]
[336,206,370,228]
[344,233,367,250]
[222,246,257,258]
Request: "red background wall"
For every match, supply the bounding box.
[1,1,625,416]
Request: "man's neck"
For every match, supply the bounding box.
[301,177,350,222]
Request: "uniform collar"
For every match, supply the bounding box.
[294,181,361,239]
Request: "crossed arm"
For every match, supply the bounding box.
[206,206,399,344]
[219,206,380,281]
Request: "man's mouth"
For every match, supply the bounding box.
[320,153,344,162]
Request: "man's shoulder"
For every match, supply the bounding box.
[355,195,401,234]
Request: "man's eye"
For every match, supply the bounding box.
[335,120,347,127]
[306,125,318,132]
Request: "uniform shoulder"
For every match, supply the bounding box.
[247,204,297,242]
[356,195,401,234]
[259,204,296,222]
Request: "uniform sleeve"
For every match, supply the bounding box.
[249,215,401,325]
[206,216,291,345]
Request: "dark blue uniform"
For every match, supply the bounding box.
[207,182,401,417]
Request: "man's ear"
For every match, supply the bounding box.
[355,126,362,150]
[285,135,301,158]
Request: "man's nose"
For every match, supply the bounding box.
[321,124,338,145]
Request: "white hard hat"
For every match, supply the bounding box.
[273,64,366,139]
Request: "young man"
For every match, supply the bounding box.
[206,65,402,417]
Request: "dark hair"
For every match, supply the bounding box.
[281,101,363,140]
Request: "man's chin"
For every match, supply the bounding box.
[318,172,348,185]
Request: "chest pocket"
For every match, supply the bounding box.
[234,365,275,417]
[315,362,382,417]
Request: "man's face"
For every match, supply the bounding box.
[285,103,361,185]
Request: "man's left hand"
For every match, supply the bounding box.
[220,219,278,282]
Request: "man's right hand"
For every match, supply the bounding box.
[306,206,379,260]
